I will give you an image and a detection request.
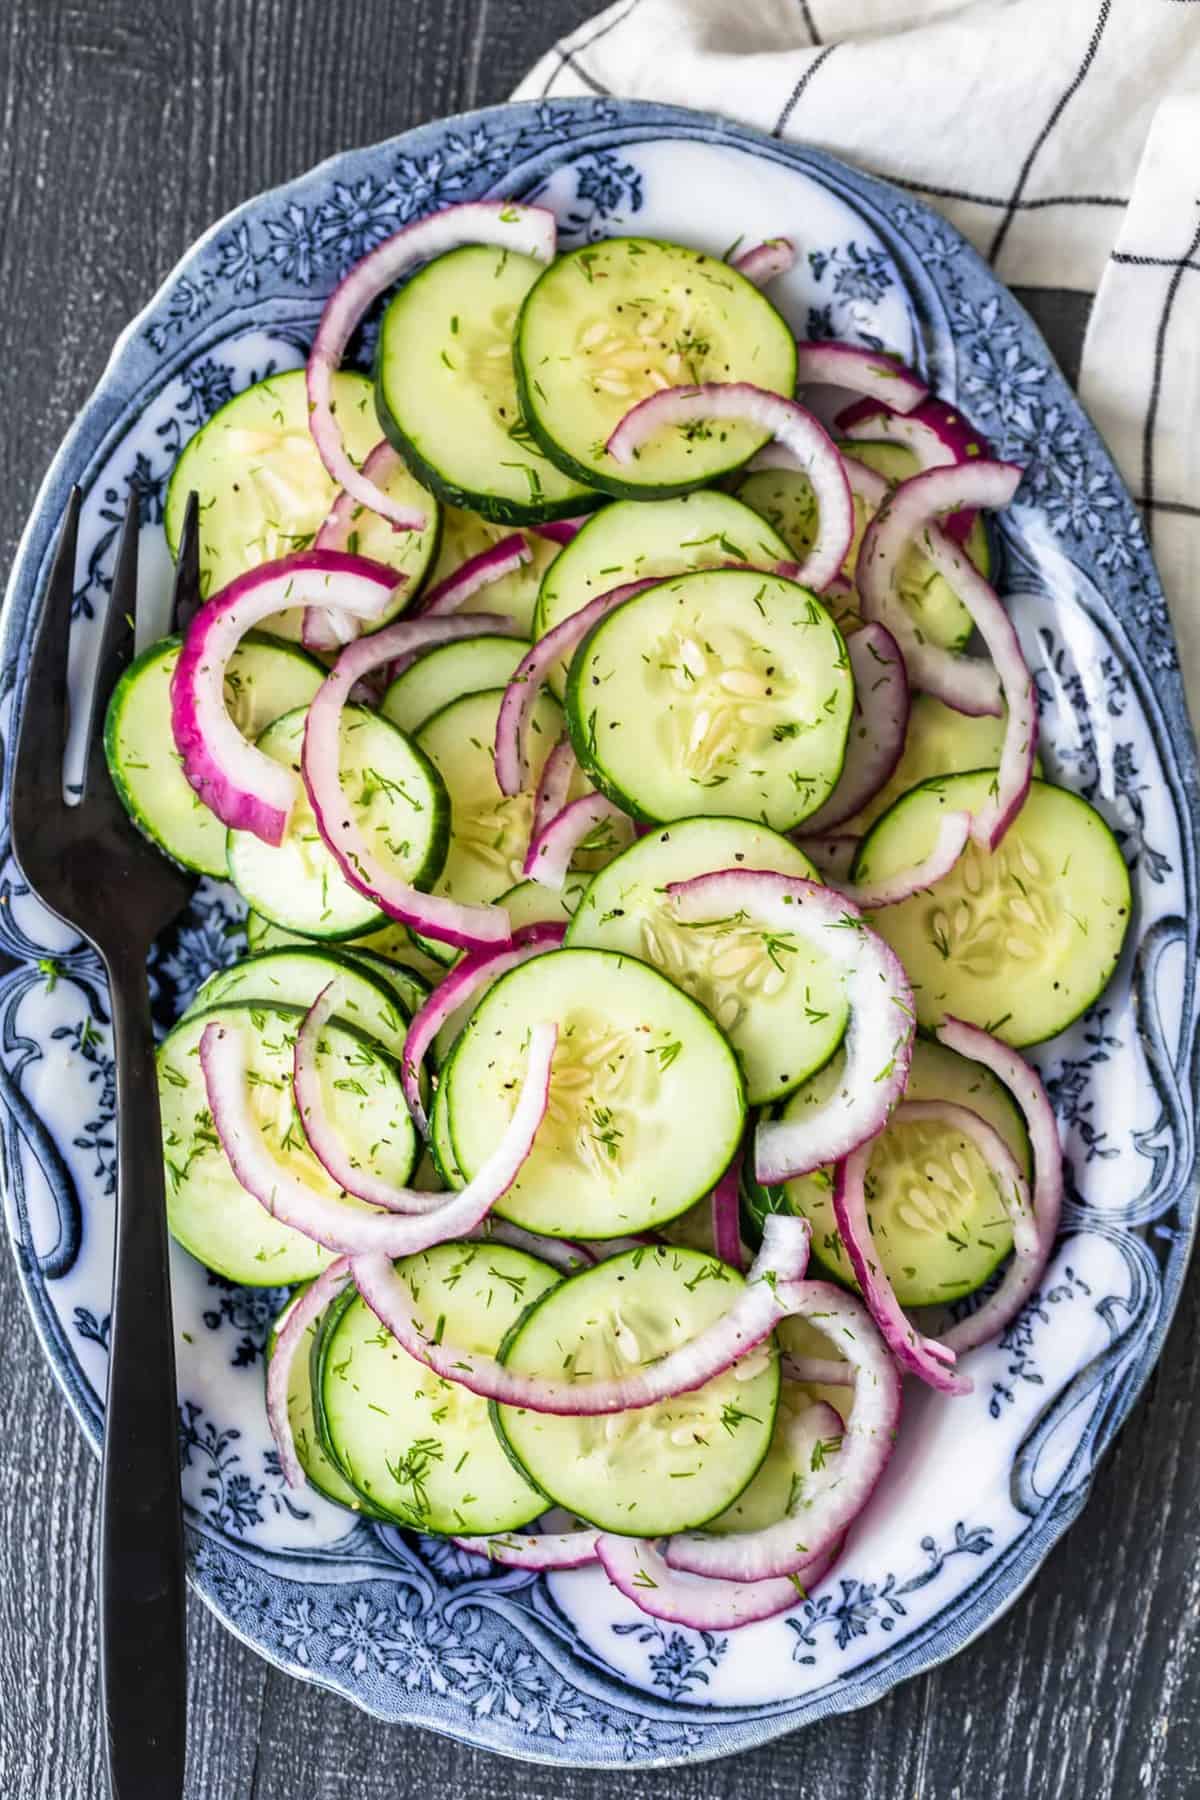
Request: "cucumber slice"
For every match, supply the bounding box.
[165,369,438,617]
[159,1001,417,1285]
[776,1038,1029,1306]
[497,875,589,931]
[244,911,444,980]
[427,504,560,636]
[375,246,600,525]
[565,568,852,830]
[515,238,797,498]
[319,1241,561,1533]
[566,817,846,1105]
[189,945,412,1058]
[855,773,1132,1044]
[227,705,448,940]
[104,631,324,876]
[336,948,431,1024]
[733,469,870,608]
[381,634,527,736]
[443,947,746,1238]
[268,1283,388,1516]
[429,1079,464,1190]
[704,1380,839,1534]
[414,686,631,928]
[533,492,793,697]
[848,692,1043,834]
[494,1246,779,1534]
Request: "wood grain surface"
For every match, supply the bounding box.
[1,4,1196,1796]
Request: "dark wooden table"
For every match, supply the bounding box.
[2,4,1198,1796]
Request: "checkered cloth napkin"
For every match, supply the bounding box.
[515,0,1200,714]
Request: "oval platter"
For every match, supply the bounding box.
[2,97,1197,1768]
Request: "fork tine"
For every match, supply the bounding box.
[170,490,202,633]
[11,487,81,848]
[80,490,139,803]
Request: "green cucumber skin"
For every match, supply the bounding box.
[308,1285,391,1517]
[490,1248,781,1534]
[226,707,452,943]
[563,613,659,824]
[373,365,608,529]
[266,1284,391,1520]
[104,630,325,877]
[441,947,747,1239]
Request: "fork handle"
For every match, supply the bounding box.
[98,953,187,1799]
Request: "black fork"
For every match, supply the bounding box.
[11,488,194,1798]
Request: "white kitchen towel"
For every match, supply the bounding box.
[515,0,1200,713]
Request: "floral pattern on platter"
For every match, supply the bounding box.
[0,99,1197,1765]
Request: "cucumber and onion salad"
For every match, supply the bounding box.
[103,199,1132,1633]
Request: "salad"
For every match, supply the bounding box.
[105,200,1132,1631]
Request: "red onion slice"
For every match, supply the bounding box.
[350,1214,811,1417]
[838,396,990,543]
[596,1532,841,1631]
[710,1149,744,1272]
[732,237,796,286]
[265,1256,351,1489]
[843,810,971,909]
[303,441,411,652]
[400,923,565,1133]
[935,1018,1064,1353]
[605,384,853,594]
[833,1097,1034,1392]
[200,1017,555,1256]
[293,982,446,1213]
[795,344,927,414]
[665,1280,901,1578]
[170,550,400,844]
[469,1218,591,1275]
[302,612,521,951]
[522,791,625,890]
[306,201,556,524]
[452,1526,599,1570]
[780,1352,855,1388]
[532,518,586,547]
[532,735,578,837]
[667,871,915,1182]
[494,579,658,796]
[794,832,860,883]
[856,458,1020,717]
[921,533,1038,849]
[799,624,909,833]
[417,533,532,618]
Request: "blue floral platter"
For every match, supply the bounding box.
[3,97,1198,1769]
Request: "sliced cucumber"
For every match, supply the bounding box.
[268,1283,387,1516]
[165,369,438,615]
[427,504,559,636]
[443,947,745,1238]
[381,634,528,736]
[189,945,412,1059]
[105,631,324,877]
[566,817,845,1105]
[533,492,793,697]
[497,875,589,931]
[494,1246,779,1534]
[704,1380,840,1535]
[337,947,430,1024]
[429,1079,464,1190]
[515,238,797,498]
[244,911,444,980]
[847,692,1042,834]
[855,773,1132,1043]
[376,246,600,525]
[776,1038,1029,1306]
[565,568,852,830]
[414,686,629,928]
[733,468,870,610]
[319,1241,560,1533]
[159,1001,416,1285]
[227,705,448,940]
